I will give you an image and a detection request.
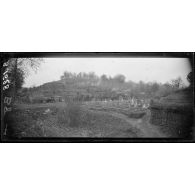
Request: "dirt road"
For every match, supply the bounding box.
[105,111,168,138]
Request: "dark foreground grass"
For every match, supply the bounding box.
[5,102,140,138]
[5,108,47,138]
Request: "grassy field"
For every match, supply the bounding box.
[82,100,148,118]
[6,101,167,138]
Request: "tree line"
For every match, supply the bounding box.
[60,70,192,99]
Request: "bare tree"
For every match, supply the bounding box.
[170,77,184,89]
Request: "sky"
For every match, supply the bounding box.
[23,58,192,87]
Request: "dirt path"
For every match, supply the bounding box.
[105,111,168,138]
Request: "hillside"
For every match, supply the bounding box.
[18,71,190,104]
[22,80,132,102]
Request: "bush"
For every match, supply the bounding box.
[5,109,45,138]
[57,101,82,127]
[127,112,146,119]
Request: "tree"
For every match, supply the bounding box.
[88,72,99,85]
[4,58,42,100]
[187,72,193,87]
[9,67,25,93]
[101,74,108,82]
[151,82,159,93]
[113,74,126,83]
[61,71,73,80]
[138,81,145,92]
[170,77,184,89]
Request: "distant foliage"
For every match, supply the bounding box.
[19,70,189,103]
[60,71,99,86]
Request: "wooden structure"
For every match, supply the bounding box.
[149,89,193,137]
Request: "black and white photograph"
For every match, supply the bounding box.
[1,53,194,142]
[1,1,195,195]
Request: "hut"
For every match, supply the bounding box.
[149,88,194,138]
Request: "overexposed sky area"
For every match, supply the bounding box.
[24,58,192,87]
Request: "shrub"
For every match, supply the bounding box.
[57,101,82,127]
[5,110,45,138]
[127,112,146,119]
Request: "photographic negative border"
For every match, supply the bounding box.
[1,52,194,143]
